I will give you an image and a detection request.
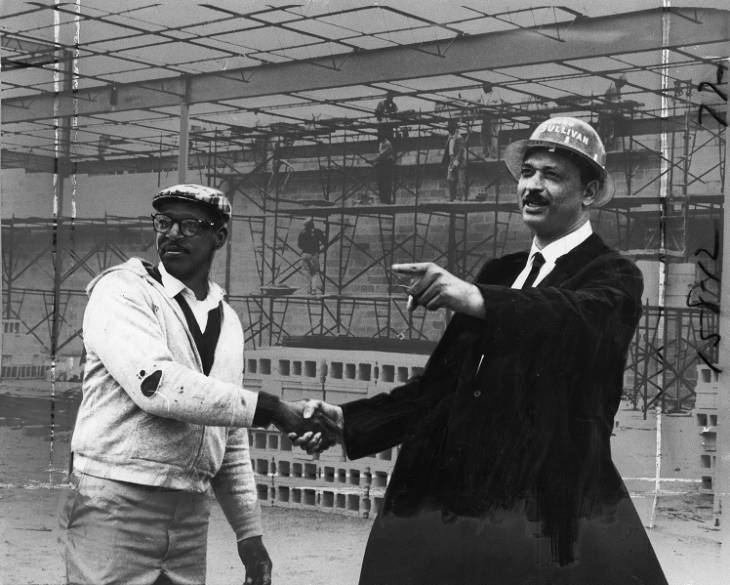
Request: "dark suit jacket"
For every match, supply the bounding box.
[341,234,668,585]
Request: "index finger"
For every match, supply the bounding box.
[391,262,431,275]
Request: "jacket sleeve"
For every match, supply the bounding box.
[83,271,259,427]
[340,253,642,460]
[212,427,264,541]
[475,253,643,350]
[341,320,467,459]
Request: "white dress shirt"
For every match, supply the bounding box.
[158,262,224,331]
[511,221,593,289]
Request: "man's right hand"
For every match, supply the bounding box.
[272,400,341,453]
[392,262,486,318]
[288,399,344,454]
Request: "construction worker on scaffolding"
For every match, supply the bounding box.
[479,81,503,159]
[444,119,467,201]
[297,217,328,295]
[372,125,396,204]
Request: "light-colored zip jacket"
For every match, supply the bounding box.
[71,257,262,539]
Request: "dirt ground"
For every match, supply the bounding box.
[0,486,372,585]
[0,384,724,584]
[0,484,723,585]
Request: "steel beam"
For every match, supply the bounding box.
[0,32,64,71]
[1,31,60,55]
[3,7,729,124]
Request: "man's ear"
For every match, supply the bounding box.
[214,225,228,249]
[582,180,599,208]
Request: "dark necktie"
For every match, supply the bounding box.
[522,252,545,289]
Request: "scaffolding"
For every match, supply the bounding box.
[152,82,721,416]
[2,97,725,413]
[2,5,728,418]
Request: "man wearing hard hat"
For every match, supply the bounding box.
[295,117,668,584]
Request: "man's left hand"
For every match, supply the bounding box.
[392,262,485,318]
[238,536,272,585]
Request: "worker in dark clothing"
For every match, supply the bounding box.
[598,75,627,150]
[375,91,398,121]
[297,219,328,295]
[372,127,396,204]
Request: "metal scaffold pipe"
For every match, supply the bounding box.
[648,0,672,531]
[717,40,730,573]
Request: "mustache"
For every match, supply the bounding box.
[159,243,188,254]
[522,191,550,206]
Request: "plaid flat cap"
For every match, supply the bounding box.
[153,184,232,220]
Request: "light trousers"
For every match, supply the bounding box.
[59,472,210,585]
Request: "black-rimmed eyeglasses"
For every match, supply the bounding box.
[151,213,218,237]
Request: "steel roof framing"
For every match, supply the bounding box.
[4,7,728,125]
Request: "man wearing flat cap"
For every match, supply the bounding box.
[61,184,333,585]
[296,118,668,584]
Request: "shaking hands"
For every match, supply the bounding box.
[255,393,343,454]
[287,400,344,455]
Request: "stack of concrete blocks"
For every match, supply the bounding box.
[0,318,58,380]
[244,346,428,518]
[693,364,719,493]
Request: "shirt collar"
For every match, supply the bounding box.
[157,262,224,304]
[529,221,593,265]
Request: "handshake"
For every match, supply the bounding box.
[260,395,344,454]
